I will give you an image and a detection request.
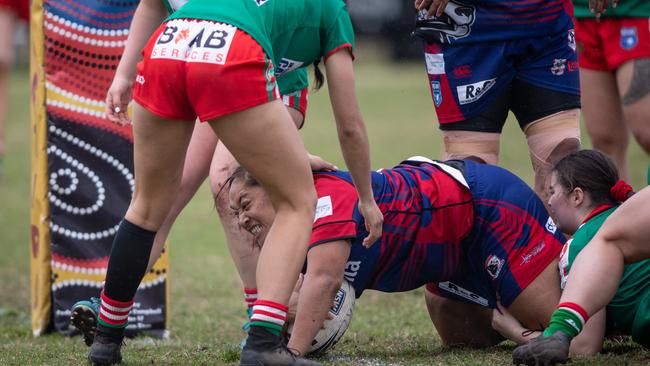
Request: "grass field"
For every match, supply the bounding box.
[1,46,649,365]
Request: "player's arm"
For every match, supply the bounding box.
[569,309,606,356]
[287,240,351,355]
[325,51,383,247]
[106,0,167,124]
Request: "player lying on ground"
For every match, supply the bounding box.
[511,152,650,366]
[228,157,567,355]
[494,150,649,356]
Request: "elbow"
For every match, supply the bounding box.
[312,271,344,299]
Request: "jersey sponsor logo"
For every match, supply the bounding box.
[275,58,304,77]
[135,75,145,85]
[568,29,576,52]
[521,241,545,265]
[551,59,567,76]
[343,261,361,283]
[567,60,579,73]
[620,27,638,50]
[453,65,472,78]
[456,78,496,105]
[425,53,445,75]
[485,254,504,279]
[431,81,442,107]
[314,195,333,222]
[152,20,236,65]
[437,281,489,306]
[416,1,476,43]
[253,0,270,6]
[545,217,557,234]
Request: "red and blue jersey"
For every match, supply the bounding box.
[415,0,575,44]
[309,160,565,308]
[309,161,474,297]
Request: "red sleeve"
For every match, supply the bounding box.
[309,174,359,248]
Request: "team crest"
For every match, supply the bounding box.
[431,80,442,107]
[567,29,576,52]
[620,27,638,50]
[485,255,504,279]
[551,59,567,76]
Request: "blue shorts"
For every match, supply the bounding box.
[424,29,580,131]
[426,161,565,308]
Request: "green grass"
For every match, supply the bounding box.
[2,48,650,365]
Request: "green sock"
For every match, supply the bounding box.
[249,321,282,336]
[543,308,583,338]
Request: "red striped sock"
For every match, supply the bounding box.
[97,291,133,329]
[244,288,258,310]
[249,299,287,335]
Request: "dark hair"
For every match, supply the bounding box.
[214,166,259,201]
[312,60,324,90]
[552,150,621,205]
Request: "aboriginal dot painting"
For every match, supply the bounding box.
[36,0,169,337]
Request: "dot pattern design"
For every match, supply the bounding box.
[42,0,168,336]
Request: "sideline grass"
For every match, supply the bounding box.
[1,51,649,365]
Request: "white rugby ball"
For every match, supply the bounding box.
[288,279,355,355]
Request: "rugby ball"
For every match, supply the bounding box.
[287,279,355,355]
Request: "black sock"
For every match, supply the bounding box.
[102,219,156,302]
[245,325,282,350]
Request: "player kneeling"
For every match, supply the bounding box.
[228,157,566,355]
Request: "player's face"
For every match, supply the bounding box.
[547,171,580,235]
[229,179,275,245]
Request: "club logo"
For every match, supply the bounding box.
[551,59,567,76]
[485,254,504,279]
[545,216,557,234]
[620,27,638,50]
[456,78,496,105]
[431,81,442,107]
[453,65,472,78]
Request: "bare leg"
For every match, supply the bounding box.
[618,59,650,160]
[424,289,503,347]
[507,260,561,329]
[146,120,217,270]
[210,142,259,288]
[581,68,629,181]
[208,106,304,290]
[208,99,316,305]
[125,104,196,229]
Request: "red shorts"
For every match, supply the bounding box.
[576,17,650,71]
[133,19,280,122]
[0,0,29,21]
[282,87,308,122]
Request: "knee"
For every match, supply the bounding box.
[525,110,581,175]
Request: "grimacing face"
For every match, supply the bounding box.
[547,171,580,235]
[228,178,276,246]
